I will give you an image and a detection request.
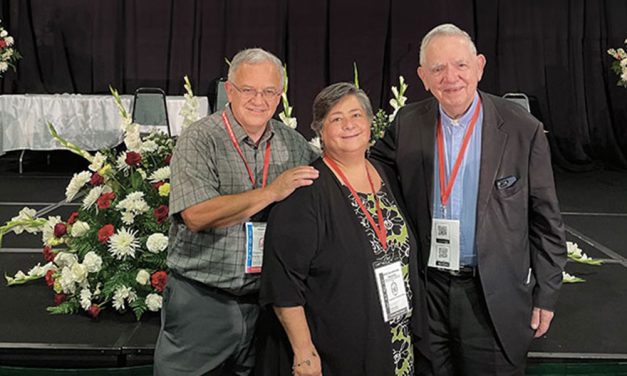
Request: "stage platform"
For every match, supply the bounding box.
[1,153,627,374]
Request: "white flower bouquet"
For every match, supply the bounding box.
[1,79,200,319]
[608,40,627,87]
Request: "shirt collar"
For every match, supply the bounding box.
[439,92,480,129]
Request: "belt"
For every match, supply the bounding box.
[431,265,477,278]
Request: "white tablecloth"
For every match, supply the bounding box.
[0,94,209,154]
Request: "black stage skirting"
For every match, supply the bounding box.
[1,247,626,368]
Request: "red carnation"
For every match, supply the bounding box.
[0,40,5,49]
[54,293,67,305]
[98,224,115,244]
[90,173,104,186]
[164,154,172,165]
[125,151,142,166]
[67,211,79,225]
[43,245,55,262]
[45,269,56,286]
[96,192,116,210]
[53,223,67,238]
[88,304,101,319]
[151,271,168,292]
[154,205,169,224]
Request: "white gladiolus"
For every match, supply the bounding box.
[83,252,103,273]
[146,233,168,253]
[80,288,92,310]
[136,269,150,285]
[70,221,90,237]
[145,293,163,312]
[65,171,92,202]
[10,207,40,235]
[88,152,107,172]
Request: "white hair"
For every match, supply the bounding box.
[227,48,283,87]
[419,23,478,65]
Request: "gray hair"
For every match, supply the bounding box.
[419,23,478,66]
[311,82,374,134]
[227,48,284,87]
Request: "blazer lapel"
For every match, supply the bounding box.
[476,93,507,229]
[418,103,437,220]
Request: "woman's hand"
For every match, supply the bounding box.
[292,347,322,376]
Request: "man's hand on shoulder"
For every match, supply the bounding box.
[265,166,319,203]
[530,307,554,338]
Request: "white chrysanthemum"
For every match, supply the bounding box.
[116,152,130,172]
[140,140,158,153]
[54,252,78,268]
[136,269,150,285]
[108,227,140,260]
[145,293,163,312]
[42,216,62,245]
[121,211,136,225]
[115,191,149,215]
[88,152,107,172]
[80,288,92,310]
[112,285,137,311]
[148,166,171,183]
[70,220,90,237]
[60,266,77,294]
[82,185,113,209]
[5,36,13,46]
[65,171,92,202]
[83,251,103,273]
[146,233,168,253]
[10,207,40,235]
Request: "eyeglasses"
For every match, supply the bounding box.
[229,82,282,100]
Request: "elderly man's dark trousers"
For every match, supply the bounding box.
[426,269,527,376]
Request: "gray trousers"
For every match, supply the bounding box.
[154,272,259,376]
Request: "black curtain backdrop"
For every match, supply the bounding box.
[1,0,626,170]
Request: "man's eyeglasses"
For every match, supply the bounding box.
[230,82,282,100]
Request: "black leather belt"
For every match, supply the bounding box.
[431,265,477,278]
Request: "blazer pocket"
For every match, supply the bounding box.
[495,175,522,198]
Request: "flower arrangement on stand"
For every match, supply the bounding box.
[562,241,603,283]
[0,79,200,319]
[607,41,627,87]
[0,20,21,76]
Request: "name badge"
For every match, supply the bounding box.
[245,222,266,274]
[428,218,461,271]
[374,261,410,323]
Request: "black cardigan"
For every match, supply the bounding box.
[259,157,430,376]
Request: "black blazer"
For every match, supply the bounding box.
[371,91,567,364]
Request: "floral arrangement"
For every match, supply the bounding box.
[0,20,21,76]
[278,65,297,130]
[607,41,627,87]
[1,80,200,319]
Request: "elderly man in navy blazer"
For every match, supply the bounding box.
[372,23,567,375]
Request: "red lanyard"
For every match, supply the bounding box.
[436,97,482,208]
[324,155,387,251]
[222,111,271,189]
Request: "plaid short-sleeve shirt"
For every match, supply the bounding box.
[167,106,319,295]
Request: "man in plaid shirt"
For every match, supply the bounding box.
[154,48,319,376]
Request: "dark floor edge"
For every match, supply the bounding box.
[528,351,627,360]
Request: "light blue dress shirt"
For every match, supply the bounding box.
[432,93,483,267]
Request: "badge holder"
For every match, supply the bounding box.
[245,222,266,274]
[373,260,410,323]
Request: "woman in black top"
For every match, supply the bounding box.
[259,83,430,376]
